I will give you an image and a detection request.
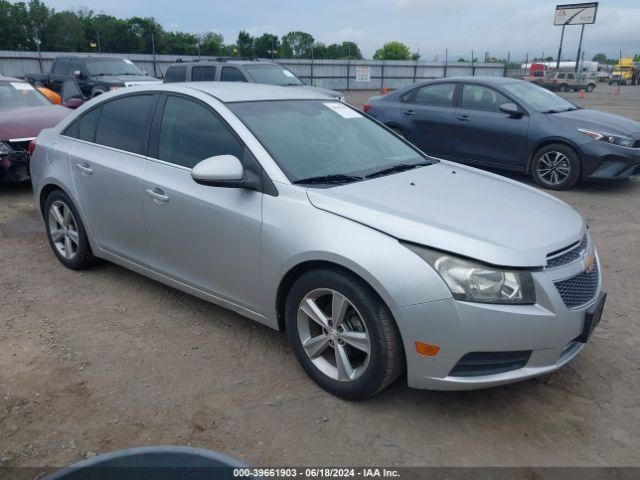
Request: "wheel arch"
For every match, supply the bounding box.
[39,182,73,219]
[526,138,582,174]
[275,259,395,332]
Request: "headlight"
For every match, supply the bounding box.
[0,142,14,156]
[404,244,536,304]
[578,128,637,148]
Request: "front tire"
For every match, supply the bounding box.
[531,144,581,190]
[44,190,98,269]
[285,268,404,400]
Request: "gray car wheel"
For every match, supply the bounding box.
[531,144,581,190]
[285,268,404,399]
[44,190,99,269]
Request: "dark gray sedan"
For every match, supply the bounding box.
[364,77,640,190]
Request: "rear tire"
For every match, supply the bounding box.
[531,143,581,190]
[44,190,99,270]
[285,268,404,400]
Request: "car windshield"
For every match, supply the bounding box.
[503,81,576,113]
[243,65,304,86]
[85,58,144,76]
[0,81,51,111]
[229,100,433,184]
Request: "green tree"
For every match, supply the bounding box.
[236,30,254,57]
[373,41,411,60]
[254,33,279,58]
[411,50,421,61]
[199,32,224,56]
[281,31,314,58]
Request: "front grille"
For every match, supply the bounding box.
[546,234,588,268]
[7,140,31,152]
[449,351,532,377]
[554,260,599,308]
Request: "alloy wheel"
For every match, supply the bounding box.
[48,200,79,260]
[536,151,571,187]
[296,288,371,382]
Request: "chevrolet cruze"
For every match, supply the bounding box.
[30,83,605,399]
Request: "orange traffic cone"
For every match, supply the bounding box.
[614,86,620,97]
[382,87,389,94]
[579,89,585,99]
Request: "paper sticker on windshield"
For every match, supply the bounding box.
[323,102,361,119]
[283,70,295,77]
[11,82,34,90]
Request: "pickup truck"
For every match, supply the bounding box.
[540,72,597,92]
[25,56,162,98]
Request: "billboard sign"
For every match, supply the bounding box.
[554,2,598,25]
[355,66,370,82]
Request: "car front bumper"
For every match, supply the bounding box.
[580,140,640,180]
[0,150,30,182]
[393,245,603,391]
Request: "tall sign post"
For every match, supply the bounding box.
[554,3,598,72]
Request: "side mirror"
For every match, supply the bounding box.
[192,155,259,190]
[63,98,83,109]
[499,102,523,118]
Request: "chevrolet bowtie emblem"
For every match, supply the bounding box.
[584,253,596,273]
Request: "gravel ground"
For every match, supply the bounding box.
[1,83,639,471]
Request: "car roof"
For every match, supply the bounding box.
[117,82,332,103]
[169,60,278,67]
[431,76,518,85]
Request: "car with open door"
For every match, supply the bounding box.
[31,83,604,399]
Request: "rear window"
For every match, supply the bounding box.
[165,66,186,83]
[221,67,247,82]
[94,95,154,154]
[192,66,216,81]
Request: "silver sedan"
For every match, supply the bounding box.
[30,83,605,399]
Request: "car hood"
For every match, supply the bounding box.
[547,108,640,136]
[96,75,163,86]
[306,162,585,267]
[0,105,70,140]
[290,85,342,99]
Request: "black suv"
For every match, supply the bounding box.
[164,59,343,100]
[26,56,162,98]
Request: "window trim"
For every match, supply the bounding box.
[61,92,160,157]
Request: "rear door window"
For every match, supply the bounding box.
[221,67,247,82]
[192,66,217,81]
[158,95,244,168]
[165,66,186,83]
[413,83,455,107]
[94,95,154,154]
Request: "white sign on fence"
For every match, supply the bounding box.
[554,2,598,25]
[355,66,370,82]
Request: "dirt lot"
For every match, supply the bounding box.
[1,84,639,470]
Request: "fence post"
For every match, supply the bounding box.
[34,27,43,73]
[471,49,475,76]
[413,60,417,83]
[381,61,385,89]
[346,59,350,91]
[504,51,510,77]
[151,31,157,77]
[444,48,448,78]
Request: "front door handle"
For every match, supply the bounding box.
[457,115,471,122]
[75,163,93,175]
[404,109,416,116]
[145,188,170,204]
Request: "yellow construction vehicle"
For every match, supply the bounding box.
[609,58,640,85]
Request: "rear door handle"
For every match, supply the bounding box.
[457,115,471,122]
[145,188,170,204]
[75,163,93,175]
[404,109,416,116]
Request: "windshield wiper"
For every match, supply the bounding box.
[543,107,576,114]
[293,174,363,185]
[365,162,431,179]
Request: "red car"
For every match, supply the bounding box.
[0,77,71,182]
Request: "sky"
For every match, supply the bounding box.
[37,0,640,60]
